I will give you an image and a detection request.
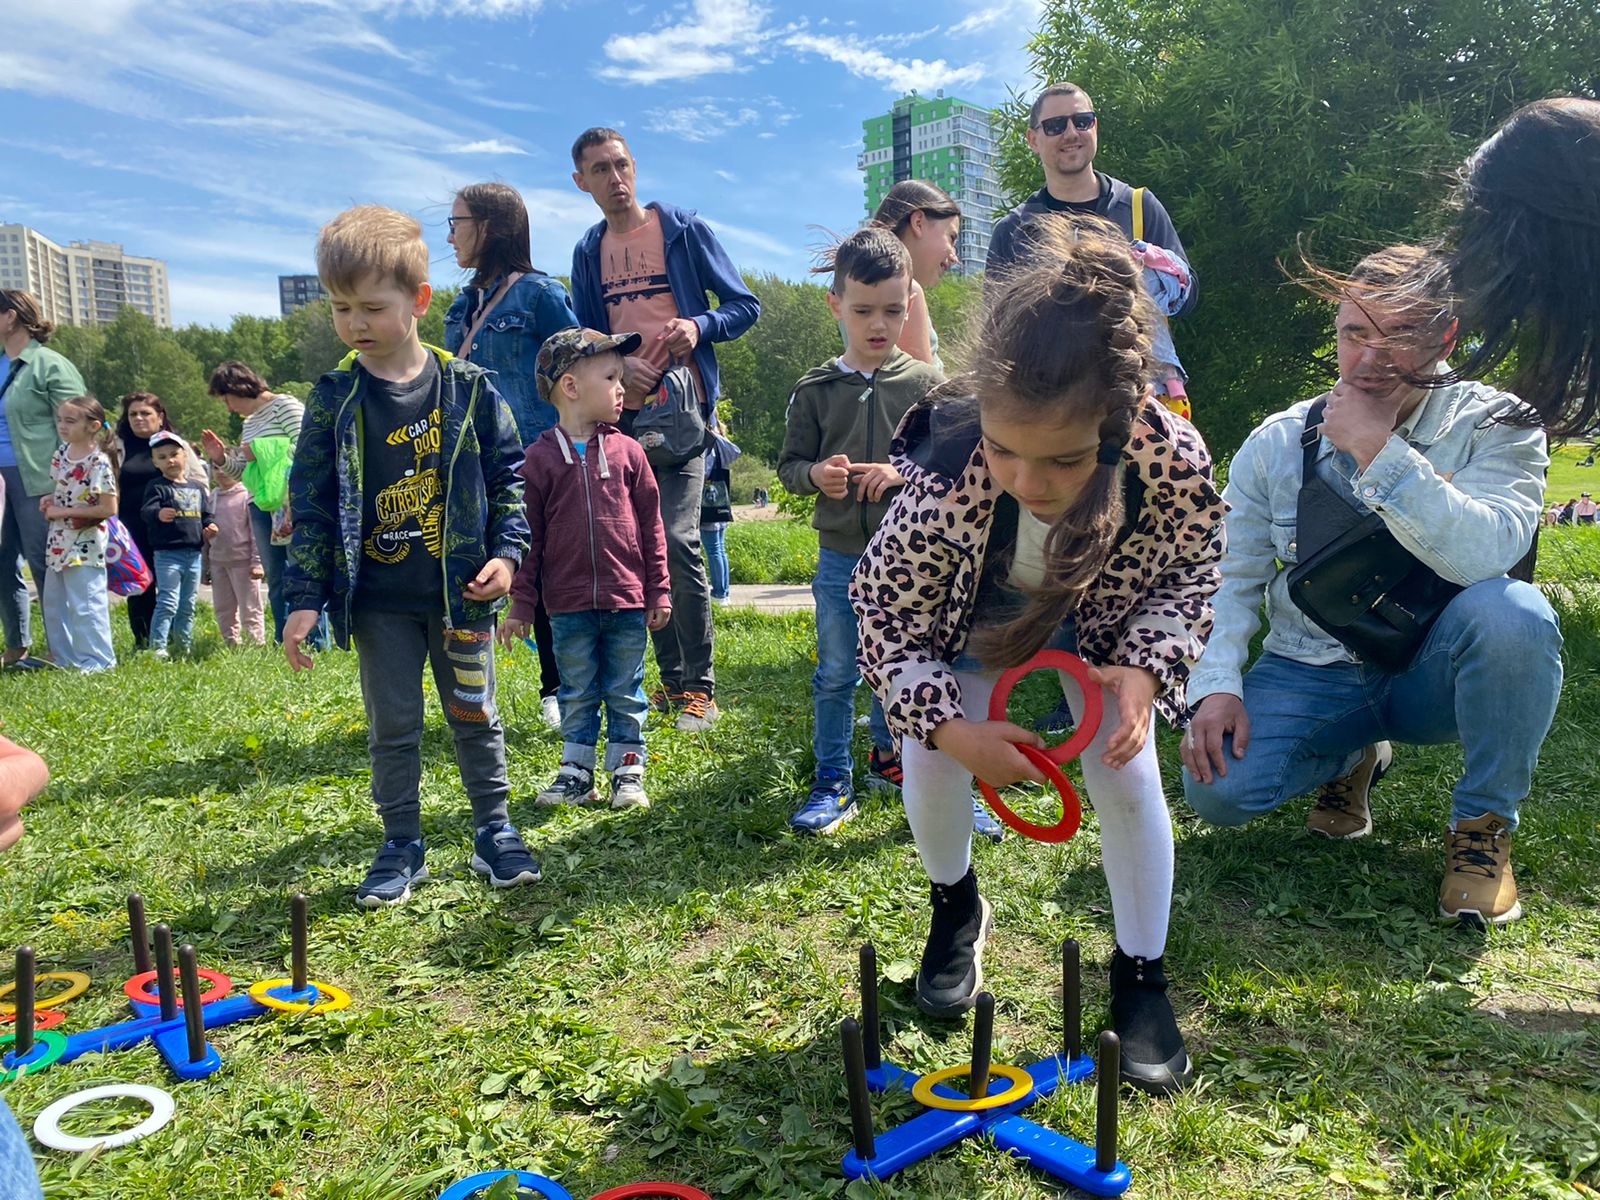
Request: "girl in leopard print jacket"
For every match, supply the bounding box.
[849,219,1225,1095]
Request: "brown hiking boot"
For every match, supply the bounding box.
[1307,742,1392,839]
[1439,814,1522,926]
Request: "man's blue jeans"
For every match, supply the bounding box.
[550,609,649,773]
[150,548,203,652]
[1183,579,1562,830]
[813,546,891,779]
[702,524,730,600]
[249,504,327,649]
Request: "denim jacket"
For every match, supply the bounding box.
[1188,378,1547,704]
[570,201,760,411]
[284,345,529,643]
[444,272,578,446]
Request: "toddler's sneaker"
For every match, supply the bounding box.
[151,648,170,661]
[790,771,858,835]
[356,838,428,908]
[676,691,720,732]
[471,823,542,888]
[971,796,1005,843]
[610,753,650,809]
[539,694,562,729]
[536,762,599,806]
[865,746,903,794]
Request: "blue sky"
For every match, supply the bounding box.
[2,0,1043,328]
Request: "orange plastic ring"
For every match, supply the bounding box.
[0,1008,65,1031]
[124,968,233,1009]
[590,1187,714,1200]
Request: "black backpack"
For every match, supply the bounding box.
[632,364,708,468]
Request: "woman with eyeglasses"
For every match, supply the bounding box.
[444,182,579,729]
[872,181,962,371]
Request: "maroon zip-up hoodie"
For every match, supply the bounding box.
[509,423,670,619]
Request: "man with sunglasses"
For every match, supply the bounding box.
[986,83,1196,325]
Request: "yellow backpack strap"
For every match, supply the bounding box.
[1132,187,1146,242]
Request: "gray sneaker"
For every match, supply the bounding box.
[537,763,598,806]
[610,754,650,810]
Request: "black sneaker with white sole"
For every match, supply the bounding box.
[470,824,542,888]
[356,838,429,908]
[915,867,993,1017]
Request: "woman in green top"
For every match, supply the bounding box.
[0,290,88,669]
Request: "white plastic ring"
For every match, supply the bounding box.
[33,1083,176,1152]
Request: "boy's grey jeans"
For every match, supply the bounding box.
[353,609,510,843]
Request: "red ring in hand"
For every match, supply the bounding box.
[977,650,1103,843]
[589,1187,713,1200]
[123,969,233,1009]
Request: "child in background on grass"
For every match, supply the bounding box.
[504,328,671,810]
[852,218,1225,1093]
[206,465,265,647]
[142,432,215,660]
[40,395,118,672]
[283,205,534,909]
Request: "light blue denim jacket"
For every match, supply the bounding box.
[444,272,578,447]
[1188,378,1547,704]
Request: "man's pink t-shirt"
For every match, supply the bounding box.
[599,211,705,408]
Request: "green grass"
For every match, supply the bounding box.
[725,519,818,585]
[1545,441,1600,507]
[0,599,1596,1199]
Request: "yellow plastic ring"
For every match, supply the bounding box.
[0,971,91,1013]
[911,1063,1034,1112]
[248,978,351,1014]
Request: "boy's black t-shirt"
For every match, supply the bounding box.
[353,357,446,614]
[142,479,213,551]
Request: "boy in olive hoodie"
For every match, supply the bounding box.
[779,228,946,834]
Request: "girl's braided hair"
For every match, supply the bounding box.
[962,215,1158,667]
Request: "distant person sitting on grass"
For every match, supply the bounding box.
[283,205,535,909]
[502,327,671,811]
[1182,245,1558,928]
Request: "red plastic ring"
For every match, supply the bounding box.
[590,1187,713,1200]
[977,744,1084,843]
[987,649,1104,766]
[0,1008,65,1031]
[123,968,233,1009]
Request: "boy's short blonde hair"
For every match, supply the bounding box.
[316,205,429,295]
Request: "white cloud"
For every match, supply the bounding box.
[714,169,737,182]
[449,139,529,155]
[597,0,771,85]
[167,274,284,328]
[645,102,761,143]
[784,33,986,94]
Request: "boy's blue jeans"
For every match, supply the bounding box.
[550,609,649,773]
[813,546,891,779]
[150,548,202,651]
[1183,579,1562,831]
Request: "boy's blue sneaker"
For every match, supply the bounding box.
[356,838,428,908]
[1034,698,1076,735]
[471,824,542,888]
[971,796,1006,843]
[790,772,858,836]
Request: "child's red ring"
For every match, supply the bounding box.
[589,1187,713,1200]
[978,650,1104,843]
[123,969,233,1009]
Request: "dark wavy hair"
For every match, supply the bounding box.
[114,392,173,443]
[455,182,537,288]
[961,216,1158,666]
[872,180,961,238]
[0,289,54,344]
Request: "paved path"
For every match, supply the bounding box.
[723,583,813,613]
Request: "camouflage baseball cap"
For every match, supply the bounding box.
[535,327,643,400]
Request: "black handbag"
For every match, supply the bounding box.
[1285,399,1462,672]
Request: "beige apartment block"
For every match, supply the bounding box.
[0,224,172,329]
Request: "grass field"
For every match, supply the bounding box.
[0,575,1596,1198]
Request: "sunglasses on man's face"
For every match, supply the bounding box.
[1035,112,1097,136]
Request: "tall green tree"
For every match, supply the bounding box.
[92,307,226,437]
[1000,0,1599,456]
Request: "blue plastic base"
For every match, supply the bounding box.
[438,1170,575,1200]
[0,982,323,1083]
[842,1052,1131,1196]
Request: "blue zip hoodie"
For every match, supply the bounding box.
[570,201,761,414]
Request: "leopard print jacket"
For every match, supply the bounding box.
[851,395,1226,750]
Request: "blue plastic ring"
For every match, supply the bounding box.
[437,1171,575,1200]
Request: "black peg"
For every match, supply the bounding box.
[970,991,995,1101]
[1095,1030,1120,1174]
[840,1017,876,1162]
[152,924,177,1021]
[1062,938,1081,1063]
[858,944,880,1071]
[12,947,34,1059]
[177,944,207,1063]
[291,893,309,993]
[127,893,152,977]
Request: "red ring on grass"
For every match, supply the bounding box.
[590,1187,714,1200]
[0,1008,65,1031]
[123,969,233,1009]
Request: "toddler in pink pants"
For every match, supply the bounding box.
[206,467,265,646]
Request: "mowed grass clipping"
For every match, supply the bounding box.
[0,595,1595,1199]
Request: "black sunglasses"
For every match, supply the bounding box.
[446,215,480,231]
[1035,112,1097,136]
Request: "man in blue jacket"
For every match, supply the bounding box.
[569,127,761,732]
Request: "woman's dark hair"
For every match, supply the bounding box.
[963,215,1158,667]
[456,182,537,288]
[829,227,912,294]
[208,361,270,400]
[114,391,172,443]
[1429,96,1600,435]
[872,181,961,239]
[0,289,54,345]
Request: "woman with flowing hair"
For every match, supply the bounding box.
[872,181,962,369]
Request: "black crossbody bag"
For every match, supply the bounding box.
[1284,399,1462,672]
